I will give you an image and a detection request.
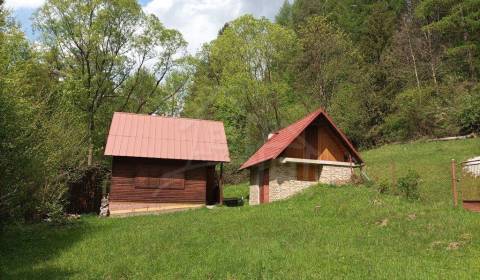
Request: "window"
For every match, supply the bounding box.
[296,163,317,181]
[135,163,185,189]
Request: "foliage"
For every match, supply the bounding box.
[382,87,459,141]
[1,1,188,223]
[416,0,480,81]
[397,170,421,200]
[458,87,480,133]
[275,0,293,28]
[34,0,187,165]
[295,16,362,109]
[183,15,302,179]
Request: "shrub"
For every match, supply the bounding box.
[458,88,480,134]
[37,200,66,225]
[35,180,68,225]
[397,170,421,200]
[377,181,391,194]
[364,178,390,194]
[382,87,460,142]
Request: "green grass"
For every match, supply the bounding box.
[224,182,249,199]
[1,139,480,279]
[362,138,480,203]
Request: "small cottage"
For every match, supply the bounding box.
[104,112,230,214]
[240,108,363,205]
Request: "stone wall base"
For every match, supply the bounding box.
[248,160,352,205]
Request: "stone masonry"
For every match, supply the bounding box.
[249,183,260,205]
[249,159,352,205]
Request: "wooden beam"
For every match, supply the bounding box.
[279,157,362,167]
[219,162,224,205]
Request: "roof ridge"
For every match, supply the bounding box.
[274,108,324,135]
[113,112,224,124]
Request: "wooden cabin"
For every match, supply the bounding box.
[240,108,363,205]
[104,112,230,215]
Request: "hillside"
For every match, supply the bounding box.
[1,139,480,279]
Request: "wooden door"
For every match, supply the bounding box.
[259,168,269,204]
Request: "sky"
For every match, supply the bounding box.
[5,0,286,54]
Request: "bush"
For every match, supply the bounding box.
[458,88,480,134]
[364,178,390,194]
[377,181,391,194]
[35,179,69,224]
[37,200,66,225]
[381,87,459,142]
[397,170,421,200]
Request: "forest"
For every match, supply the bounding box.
[1,0,479,224]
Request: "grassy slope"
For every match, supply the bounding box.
[1,139,480,279]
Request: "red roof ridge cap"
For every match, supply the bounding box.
[112,112,224,124]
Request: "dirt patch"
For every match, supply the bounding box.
[376,218,389,227]
[446,242,461,250]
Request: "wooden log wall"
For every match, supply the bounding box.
[110,157,211,203]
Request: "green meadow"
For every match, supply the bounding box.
[1,139,480,279]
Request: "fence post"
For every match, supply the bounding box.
[451,159,458,208]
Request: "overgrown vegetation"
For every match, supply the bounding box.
[1,139,479,278]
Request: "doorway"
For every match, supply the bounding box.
[259,168,269,204]
[205,165,218,205]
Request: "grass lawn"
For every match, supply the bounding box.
[1,139,480,279]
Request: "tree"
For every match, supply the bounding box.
[34,0,186,166]
[0,7,68,222]
[416,0,480,82]
[184,15,301,166]
[275,0,293,28]
[359,2,399,64]
[295,16,361,109]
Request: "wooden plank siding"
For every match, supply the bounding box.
[317,123,347,162]
[110,157,212,203]
[281,117,348,162]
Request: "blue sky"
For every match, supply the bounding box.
[5,0,286,54]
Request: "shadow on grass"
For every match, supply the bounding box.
[0,218,106,279]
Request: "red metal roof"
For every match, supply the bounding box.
[104,112,230,162]
[239,108,363,170]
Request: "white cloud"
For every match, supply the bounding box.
[7,0,285,52]
[5,0,45,10]
[143,0,174,14]
[144,0,243,54]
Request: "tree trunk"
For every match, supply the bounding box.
[424,28,438,92]
[87,111,94,166]
[404,17,421,90]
